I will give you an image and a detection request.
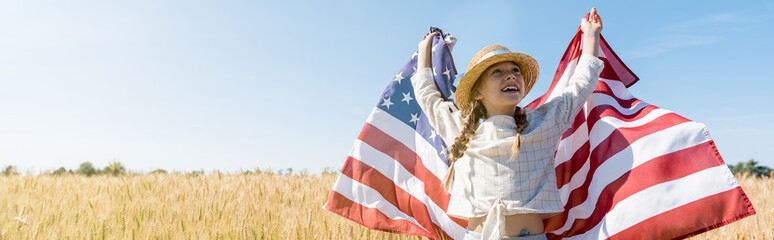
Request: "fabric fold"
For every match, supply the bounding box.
[480,199,506,240]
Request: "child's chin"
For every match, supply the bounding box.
[500,97,523,106]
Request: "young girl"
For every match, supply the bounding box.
[411,8,604,240]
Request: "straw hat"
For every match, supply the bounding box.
[455,45,539,113]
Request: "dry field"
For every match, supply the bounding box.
[0,172,770,239]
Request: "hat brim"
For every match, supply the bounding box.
[455,52,539,113]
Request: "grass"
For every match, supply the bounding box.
[0,172,769,239]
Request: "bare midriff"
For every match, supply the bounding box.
[467,213,544,236]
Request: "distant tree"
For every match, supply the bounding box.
[103,161,126,176]
[728,159,771,177]
[150,169,167,174]
[278,168,293,176]
[2,166,18,176]
[76,162,97,176]
[52,167,69,175]
[189,170,204,176]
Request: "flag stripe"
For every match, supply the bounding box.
[348,137,467,236]
[556,165,741,239]
[610,187,756,240]
[340,155,453,239]
[551,122,711,233]
[545,141,725,235]
[325,191,430,238]
[356,122,450,208]
[327,174,430,236]
[367,108,449,181]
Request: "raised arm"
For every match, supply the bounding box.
[411,31,463,145]
[565,8,604,123]
[542,8,606,126]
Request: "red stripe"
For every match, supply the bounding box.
[555,110,691,188]
[598,57,621,81]
[599,35,639,87]
[325,191,432,238]
[340,156,460,239]
[609,187,756,240]
[555,141,589,188]
[358,123,451,209]
[545,141,725,237]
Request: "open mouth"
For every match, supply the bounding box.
[501,85,520,93]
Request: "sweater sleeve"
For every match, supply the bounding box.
[410,67,464,145]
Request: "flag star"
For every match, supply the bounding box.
[440,146,447,156]
[432,43,439,52]
[429,129,437,141]
[443,67,451,80]
[433,68,437,76]
[413,66,417,72]
[393,72,404,84]
[411,52,418,59]
[409,112,420,125]
[381,97,394,110]
[401,92,413,105]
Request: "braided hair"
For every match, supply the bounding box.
[443,100,487,191]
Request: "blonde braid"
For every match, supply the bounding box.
[508,106,529,162]
[443,100,487,192]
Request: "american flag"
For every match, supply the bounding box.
[324,29,467,240]
[325,25,756,239]
[527,28,756,239]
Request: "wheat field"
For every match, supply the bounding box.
[0,172,770,239]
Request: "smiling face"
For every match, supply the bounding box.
[473,61,525,116]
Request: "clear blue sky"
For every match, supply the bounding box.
[0,1,772,174]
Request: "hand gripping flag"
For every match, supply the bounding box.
[526,27,756,239]
[324,28,467,240]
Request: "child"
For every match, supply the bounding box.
[411,8,604,240]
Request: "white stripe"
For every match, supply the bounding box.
[587,108,674,150]
[349,139,467,238]
[330,174,428,232]
[586,91,650,116]
[552,121,711,234]
[366,107,448,181]
[599,79,634,101]
[578,165,740,239]
[546,59,579,102]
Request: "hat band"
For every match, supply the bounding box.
[475,49,510,64]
